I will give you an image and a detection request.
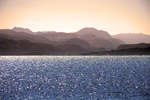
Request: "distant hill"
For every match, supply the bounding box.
[76,27,111,39]
[0,27,150,55]
[36,27,123,50]
[0,29,50,44]
[73,28,123,50]
[12,27,33,34]
[85,43,150,55]
[0,37,56,55]
[113,33,150,44]
[118,43,150,50]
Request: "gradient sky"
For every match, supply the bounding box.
[0,0,150,35]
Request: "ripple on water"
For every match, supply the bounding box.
[0,56,150,100]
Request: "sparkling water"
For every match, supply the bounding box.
[0,56,150,100]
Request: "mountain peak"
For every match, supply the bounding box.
[12,27,33,33]
[77,27,111,38]
[78,27,99,33]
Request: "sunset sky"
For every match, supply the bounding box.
[0,0,150,35]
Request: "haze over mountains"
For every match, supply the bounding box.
[0,27,150,55]
[113,33,150,44]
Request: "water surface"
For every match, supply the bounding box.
[0,56,150,100]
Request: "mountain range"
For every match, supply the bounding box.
[0,27,150,55]
[113,33,150,44]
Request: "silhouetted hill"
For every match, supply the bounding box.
[0,37,90,55]
[0,29,51,44]
[0,29,91,55]
[113,33,150,44]
[76,27,111,39]
[85,43,150,55]
[1,27,150,55]
[85,48,150,55]
[61,38,91,50]
[0,37,56,55]
[118,43,150,50]
[36,27,123,50]
[37,31,75,42]
[12,27,33,33]
[73,28,123,49]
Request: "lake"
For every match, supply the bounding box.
[0,56,150,100]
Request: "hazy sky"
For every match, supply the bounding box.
[0,0,150,35]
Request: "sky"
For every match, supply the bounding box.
[0,0,150,35]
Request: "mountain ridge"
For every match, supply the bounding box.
[0,27,150,55]
[113,33,150,44]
